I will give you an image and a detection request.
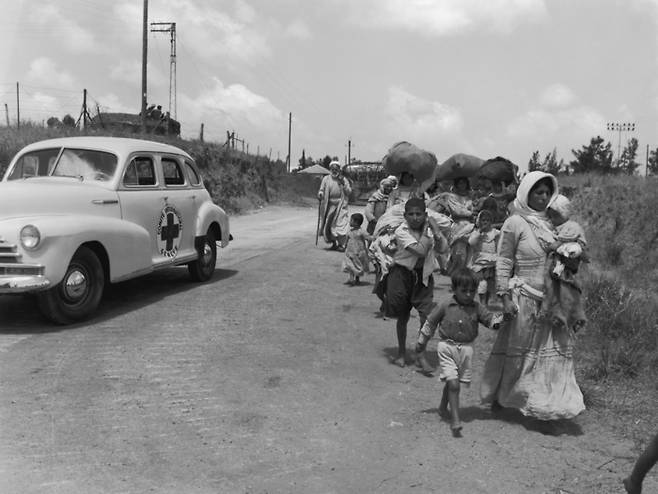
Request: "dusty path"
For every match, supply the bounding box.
[0,204,651,493]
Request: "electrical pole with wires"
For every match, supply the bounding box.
[150,21,177,123]
[141,0,148,132]
[607,122,636,164]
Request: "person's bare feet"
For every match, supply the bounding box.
[392,354,406,368]
[416,353,434,376]
[623,476,640,494]
[451,423,463,438]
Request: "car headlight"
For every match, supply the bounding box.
[20,224,41,250]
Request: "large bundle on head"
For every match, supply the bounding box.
[382,141,438,186]
[434,153,484,182]
[477,156,519,185]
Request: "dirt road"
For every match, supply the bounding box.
[0,204,650,493]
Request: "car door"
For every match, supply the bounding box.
[117,154,176,267]
[159,155,199,260]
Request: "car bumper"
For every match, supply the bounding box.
[0,263,50,293]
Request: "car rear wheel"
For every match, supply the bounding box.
[37,246,105,325]
[188,231,217,282]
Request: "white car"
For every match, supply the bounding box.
[0,136,231,324]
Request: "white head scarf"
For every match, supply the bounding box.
[510,171,558,248]
[547,194,571,220]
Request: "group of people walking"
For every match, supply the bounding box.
[316,164,655,489]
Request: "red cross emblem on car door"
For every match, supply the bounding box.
[157,205,183,258]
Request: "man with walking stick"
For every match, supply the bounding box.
[316,161,351,251]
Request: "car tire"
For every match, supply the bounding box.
[37,246,105,325]
[188,231,217,282]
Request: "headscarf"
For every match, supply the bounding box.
[547,194,571,220]
[509,171,558,249]
[329,161,341,172]
[386,175,399,189]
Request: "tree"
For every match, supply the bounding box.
[616,137,640,175]
[569,136,613,174]
[648,147,658,176]
[62,114,76,128]
[528,151,541,172]
[542,148,563,175]
[46,116,62,128]
[298,149,307,170]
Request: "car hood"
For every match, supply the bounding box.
[0,178,120,219]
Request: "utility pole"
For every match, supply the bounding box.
[607,122,636,164]
[646,143,650,177]
[287,112,292,173]
[76,88,92,129]
[347,138,352,165]
[4,103,8,126]
[16,82,20,129]
[150,22,176,121]
[141,0,148,132]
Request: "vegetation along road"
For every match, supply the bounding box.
[0,204,652,493]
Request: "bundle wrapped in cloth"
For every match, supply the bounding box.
[382,141,438,191]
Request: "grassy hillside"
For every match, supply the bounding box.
[0,123,319,213]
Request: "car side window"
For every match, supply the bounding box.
[123,157,156,187]
[163,158,185,186]
[184,160,201,186]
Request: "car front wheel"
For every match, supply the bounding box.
[188,231,217,282]
[37,246,105,325]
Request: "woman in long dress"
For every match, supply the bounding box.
[317,161,352,250]
[480,171,585,421]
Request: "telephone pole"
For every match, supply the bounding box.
[150,21,176,121]
[287,112,292,173]
[141,0,148,132]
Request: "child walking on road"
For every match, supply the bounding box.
[385,197,443,368]
[415,268,502,437]
[342,213,370,286]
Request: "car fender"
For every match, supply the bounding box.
[0,215,152,286]
[195,201,230,247]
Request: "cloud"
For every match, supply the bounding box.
[36,4,99,53]
[26,58,76,87]
[341,0,548,36]
[507,85,606,144]
[178,77,285,138]
[285,19,312,40]
[539,83,577,109]
[385,86,463,134]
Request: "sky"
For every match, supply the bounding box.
[1,0,657,172]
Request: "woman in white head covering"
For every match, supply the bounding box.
[317,161,352,250]
[480,171,585,422]
[364,177,396,234]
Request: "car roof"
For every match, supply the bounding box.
[19,136,192,160]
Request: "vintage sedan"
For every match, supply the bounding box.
[0,136,231,324]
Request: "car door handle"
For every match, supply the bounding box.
[92,199,119,205]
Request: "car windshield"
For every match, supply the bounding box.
[51,148,118,181]
[5,148,61,180]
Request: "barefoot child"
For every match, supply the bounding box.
[342,213,370,286]
[385,197,443,368]
[468,209,499,307]
[415,268,502,437]
[624,432,658,494]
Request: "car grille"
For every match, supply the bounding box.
[0,238,44,275]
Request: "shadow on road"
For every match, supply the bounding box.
[0,267,239,332]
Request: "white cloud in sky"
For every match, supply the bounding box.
[285,19,312,40]
[385,86,463,134]
[26,58,76,88]
[37,5,99,53]
[507,84,605,143]
[179,77,284,133]
[342,0,548,36]
[539,83,577,109]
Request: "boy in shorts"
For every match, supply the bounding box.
[385,197,443,368]
[415,268,503,437]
